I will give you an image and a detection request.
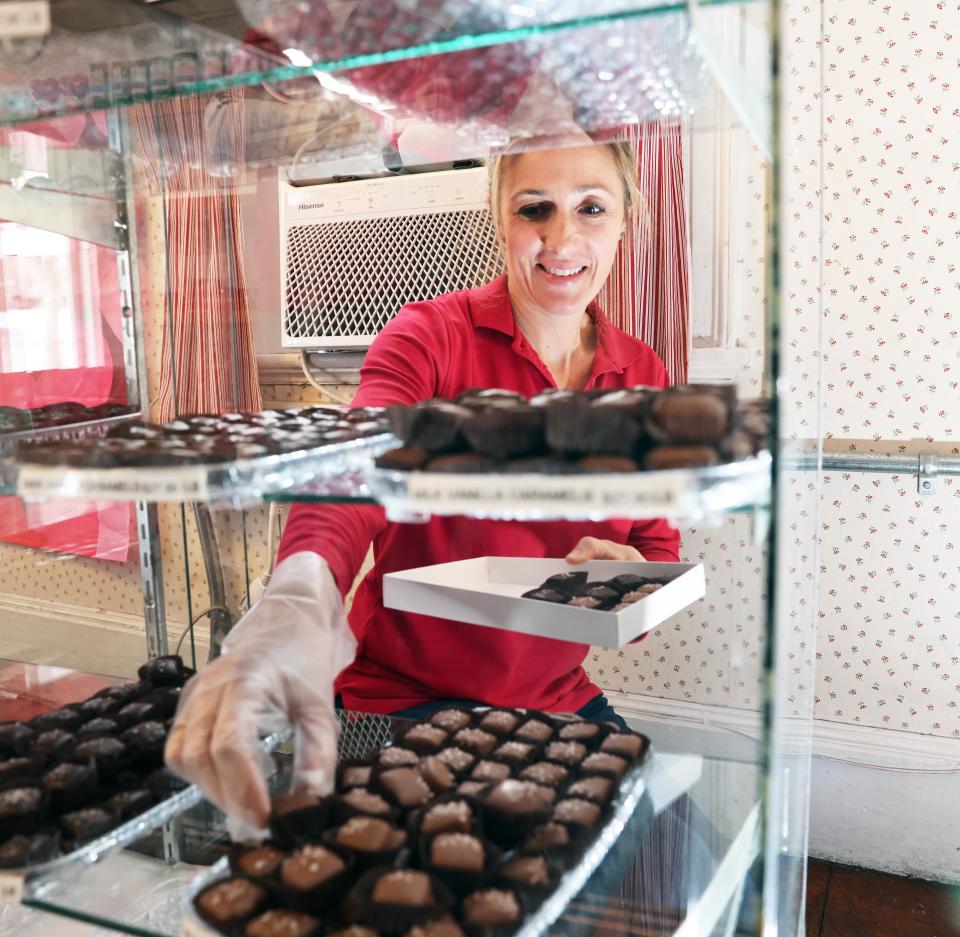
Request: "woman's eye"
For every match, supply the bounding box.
[517,203,550,220]
[581,203,606,216]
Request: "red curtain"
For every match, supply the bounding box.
[599,119,690,385]
[129,92,262,420]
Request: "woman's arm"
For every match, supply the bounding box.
[277,303,452,595]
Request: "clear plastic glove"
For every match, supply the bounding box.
[165,552,356,831]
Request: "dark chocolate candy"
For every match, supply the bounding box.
[461,404,545,460]
[521,822,571,853]
[575,455,638,473]
[0,757,42,784]
[404,918,465,937]
[578,583,620,610]
[606,573,650,596]
[0,786,44,819]
[108,788,154,820]
[0,830,60,868]
[647,389,730,444]
[59,806,115,844]
[42,761,99,812]
[543,571,588,597]
[387,400,472,452]
[520,587,568,604]
[30,708,83,733]
[424,453,495,473]
[76,718,122,743]
[77,697,118,720]
[32,729,75,759]
[340,764,373,789]
[0,722,34,757]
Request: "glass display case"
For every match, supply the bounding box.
[0,1,822,936]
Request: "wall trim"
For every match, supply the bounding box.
[0,592,208,656]
[605,690,960,771]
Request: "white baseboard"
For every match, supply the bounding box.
[0,592,209,657]
[605,690,960,882]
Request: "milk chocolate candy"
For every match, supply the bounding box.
[470,761,511,784]
[399,724,449,755]
[377,766,432,809]
[435,747,476,777]
[513,720,554,744]
[461,888,521,929]
[231,843,286,881]
[553,798,602,829]
[376,447,431,471]
[339,788,395,820]
[378,747,420,768]
[270,790,334,846]
[451,729,497,758]
[644,445,719,470]
[425,453,495,473]
[420,800,474,836]
[557,722,603,744]
[430,710,473,733]
[498,855,550,887]
[491,742,535,768]
[476,711,519,738]
[575,455,638,473]
[420,755,456,794]
[403,918,465,937]
[600,732,649,761]
[244,909,321,937]
[518,762,568,787]
[429,833,485,873]
[580,752,629,779]
[195,877,268,932]
[544,741,587,766]
[279,844,349,913]
[647,387,732,444]
[566,776,614,804]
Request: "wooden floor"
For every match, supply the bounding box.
[806,860,960,937]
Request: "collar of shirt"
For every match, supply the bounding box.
[468,274,647,387]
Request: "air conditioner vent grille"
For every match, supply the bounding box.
[283,208,503,345]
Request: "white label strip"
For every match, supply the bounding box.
[0,872,24,905]
[18,465,210,502]
[404,471,689,515]
[0,1,50,38]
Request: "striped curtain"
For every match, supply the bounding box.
[129,92,262,419]
[599,119,690,385]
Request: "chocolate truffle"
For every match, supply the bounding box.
[0,757,42,784]
[499,855,549,886]
[281,845,346,891]
[430,710,473,732]
[378,747,420,768]
[436,748,475,775]
[0,786,43,822]
[0,722,34,757]
[108,788,153,820]
[237,844,286,879]
[567,777,614,803]
[544,741,587,766]
[600,733,647,760]
[42,761,98,812]
[520,587,568,604]
[401,724,448,754]
[371,869,434,906]
[477,711,519,737]
[518,762,569,787]
[451,729,497,757]
[60,806,115,843]
[554,798,602,828]
[429,833,485,872]
[492,741,534,766]
[462,889,521,928]
[0,830,60,868]
[72,736,127,777]
[470,760,512,784]
[77,718,121,741]
[336,816,405,852]
[32,728,74,759]
[514,720,553,744]
[115,701,159,727]
[77,697,118,719]
[378,766,432,808]
[421,800,473,836]
[196,878,268,930]
[580,753,629,778]
[245,909,320,937]
[542,571,588,596]
[341,789,393,817]
[558,722,602,743]
[30,708,83,733]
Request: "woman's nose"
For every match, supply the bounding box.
[541,211,577,251]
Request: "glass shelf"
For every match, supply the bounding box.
[3,705,761,937]
[266,453,772,523]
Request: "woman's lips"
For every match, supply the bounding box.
[536,263,587,283]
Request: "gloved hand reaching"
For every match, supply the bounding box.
[165,551,356,830]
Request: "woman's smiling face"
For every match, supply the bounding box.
[497,143,627,319]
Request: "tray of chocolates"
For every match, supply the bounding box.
[182,708,652,937]
[383,558,705,647]
[0,403,138,457]
[12,406,396,504]
[0,654,290,903]
[368,387,771,521]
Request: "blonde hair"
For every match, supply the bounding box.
[487,137,641,242]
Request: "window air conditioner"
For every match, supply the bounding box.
[279,167,503,351]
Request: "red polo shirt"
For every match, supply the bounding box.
[278,275,680,714]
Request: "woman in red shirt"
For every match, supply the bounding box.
[167,135,679,827]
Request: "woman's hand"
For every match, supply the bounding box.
[165,552,356,831]
[565,536,644,564]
